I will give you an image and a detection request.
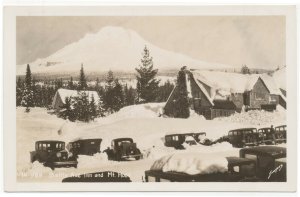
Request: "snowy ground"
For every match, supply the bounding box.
[16,103,286,182]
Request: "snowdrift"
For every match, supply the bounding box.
[216,109,286,127]
[150,152,228,175]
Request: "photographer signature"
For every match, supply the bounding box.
[268,164,283,179]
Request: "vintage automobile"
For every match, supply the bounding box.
[30,140,78,170]
[144,146,286,182]
[62,171,131,182]
[144,156,257,182]
[240,146,286,182]
[68,138,102,156]
[228,128,259,148]
[164,132,208,149]
[104,138,142,161]
[164,134,186,149]
[275,125,287,143]
[258,127,276,145]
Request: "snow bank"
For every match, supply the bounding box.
[17,161,53,177]
[95,103,165,126]
[77,153,109,169]
[150,152,228,175]
[216,109,286,127]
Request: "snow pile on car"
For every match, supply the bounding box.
[216,109,286,126]
[150,152,228,175]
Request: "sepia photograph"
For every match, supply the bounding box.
[3,5,297,192]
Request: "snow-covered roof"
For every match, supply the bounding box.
[53,88,100,106]
[190,70,282,102]
[191,70,260,94]
[260,74,281,95]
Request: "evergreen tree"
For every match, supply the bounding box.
[241,65,250,74]
[103,71,115,113]
[73,91,90,122]
[172,67,190,118]
[59,97,76,121]
[112,79,124,111]
[78,64,87,90]
[124,85,136,106]
[97,98,105,117]
[156,80,175,102]
[21,64,34,112]
[16,77,23,106]
[95,77,100,91]
[68,77,74,89]
[136,46,160,103]
[89,95,97,121]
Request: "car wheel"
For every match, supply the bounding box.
[135,156,140,160]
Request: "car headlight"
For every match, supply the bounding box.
[56,152,62,157]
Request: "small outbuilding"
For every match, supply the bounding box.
[52,88,100,110]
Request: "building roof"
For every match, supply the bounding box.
[52,88,100,108]
[190,70,282,102]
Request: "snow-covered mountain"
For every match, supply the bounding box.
[17,26,229,75]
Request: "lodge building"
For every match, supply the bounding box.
[164,68,286,120]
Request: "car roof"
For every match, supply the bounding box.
[113,138,133,142]
[240,146,286,158]
[71,138,102,143]
[229,128,257,132]
[36,140,65,143]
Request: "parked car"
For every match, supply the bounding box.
[30,140,78,170]
[240,146,286,182]
[62,171,131,182]
[104,138,142,161]
[68,138,102,156]
[228,128,259,148]
[164,132,207,149]
[258,127,275,145]
[144,156,257,182]
[275,125,286,143]
[164,134,186,149]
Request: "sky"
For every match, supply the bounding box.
[17,16,285,69]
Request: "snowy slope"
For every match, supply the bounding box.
[17,26,229,75]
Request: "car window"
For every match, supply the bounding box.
[42,144,47,150]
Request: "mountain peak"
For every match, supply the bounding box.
[17,26,229,75]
